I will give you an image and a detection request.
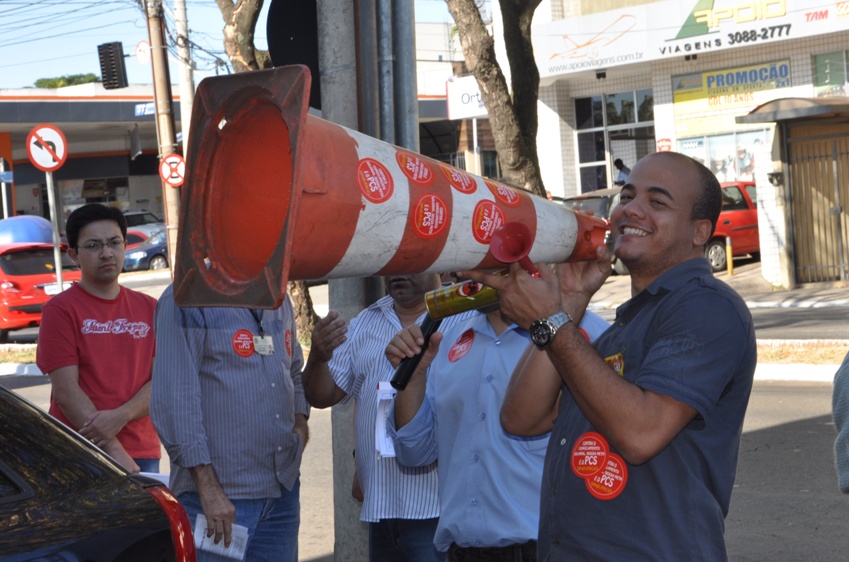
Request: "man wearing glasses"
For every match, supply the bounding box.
[37,203,159,474]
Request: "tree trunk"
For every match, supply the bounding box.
[288,280,320,346]
[215,0,272,72]
[445,0,546,198]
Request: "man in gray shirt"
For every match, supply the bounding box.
[150,285,309,562]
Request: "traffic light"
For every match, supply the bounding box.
[98,42,129,89]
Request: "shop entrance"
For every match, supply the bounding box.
[786,122,849,284]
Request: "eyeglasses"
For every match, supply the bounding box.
[78,238,126,253]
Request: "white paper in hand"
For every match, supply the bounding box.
[194,513,249,561]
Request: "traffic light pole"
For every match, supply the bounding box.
[144,0,180,279]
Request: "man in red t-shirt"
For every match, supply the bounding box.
[37,204,159,473]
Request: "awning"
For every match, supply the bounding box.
[736,97,849,124]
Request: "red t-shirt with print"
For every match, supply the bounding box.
[37,283,160,458]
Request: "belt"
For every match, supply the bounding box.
[448,540,537,562]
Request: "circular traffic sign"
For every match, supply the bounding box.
[159,153,186,187]
[26,124,68,172]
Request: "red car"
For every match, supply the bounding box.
[0,242,82,342]
[709,181,759,272]
[126,229,150,250]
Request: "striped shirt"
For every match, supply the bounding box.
[329,294,473,522]
[150,285,309,499]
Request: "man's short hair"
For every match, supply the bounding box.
[65,204,128,248]
[614,158,623,168]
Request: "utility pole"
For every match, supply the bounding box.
[173,0,195,153]
[144,0,180,278]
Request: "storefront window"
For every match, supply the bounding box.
[678,130,768,183]
[577,131,606,163]
[574,90,655,193]
[636,89,654,122]
[575,96,603,129]
[813,51,848,97]
[605,92,635,125]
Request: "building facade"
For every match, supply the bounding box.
[503,0,849,288]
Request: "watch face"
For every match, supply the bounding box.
[530,320,552,348]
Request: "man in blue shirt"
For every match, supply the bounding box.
[385,306,608,561]
[463,152,757,561]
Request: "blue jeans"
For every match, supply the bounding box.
[369,517,444,562]
[134,458,160,473]
[179,478,300,562]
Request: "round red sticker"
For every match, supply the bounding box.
[472,200,506,244]
[571,432,609,479]
[448,329,475,362]
[357,158,394,203]
[396,152,434,186]
[285,329,293,357]
[485,180,521,207]
[440,165,476,193]
[585,452,628,501]
[414,194,448,239]
[232,329,255,357]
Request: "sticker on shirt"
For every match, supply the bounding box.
[448,329,475,362]
[570,431,608,479]
[605,353,624,376]
[233,329,255,357]
[285,329,293,357]
[585,452,628,501]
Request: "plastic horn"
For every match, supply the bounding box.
[490,222,539,277]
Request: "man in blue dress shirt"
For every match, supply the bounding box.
[385,306,608,561]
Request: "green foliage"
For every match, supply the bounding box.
[34,74,100,89]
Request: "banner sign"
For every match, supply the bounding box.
[533,0,847,80]
[672,59,792,136]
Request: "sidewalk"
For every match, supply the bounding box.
[588,261,849,311]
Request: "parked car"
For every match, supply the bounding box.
[126,229,150,250]
[0,242,82,342]
[0,386,196,561]
[710,181,759,272]
[124,229,169,272]
[557,181,759,274]
[124,211,164,228]
[556,187,628,274]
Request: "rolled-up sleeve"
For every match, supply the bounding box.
[389,394,438,467]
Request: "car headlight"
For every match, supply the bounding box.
[128,251,148,259]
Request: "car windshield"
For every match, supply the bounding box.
[125,213,162,227]
[0,248,78,276]
[564,197,609,218]
[148,231,167,245]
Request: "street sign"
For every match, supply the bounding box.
[0,171,12,183]
[26,124,68,172]
[159,153,186,187]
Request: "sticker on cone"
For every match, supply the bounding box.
[414,194,448,239]
[486,180,521,207]
[472,200,506,244]
[397,152,435,186]
[357,158,393,203]
[440,165,476,193]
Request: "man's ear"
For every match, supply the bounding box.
[693,220,712,247]
[67,247,80,265]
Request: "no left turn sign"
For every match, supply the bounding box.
[27,124,68,172]
[159,153,186,187]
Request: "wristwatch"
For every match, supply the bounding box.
[529,310,572,349]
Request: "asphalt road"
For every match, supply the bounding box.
[3,375,845,561]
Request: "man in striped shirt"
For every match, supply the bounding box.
[304,273,470,562]
[150,288,309,562]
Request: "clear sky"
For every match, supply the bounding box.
[0,0,455,90]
